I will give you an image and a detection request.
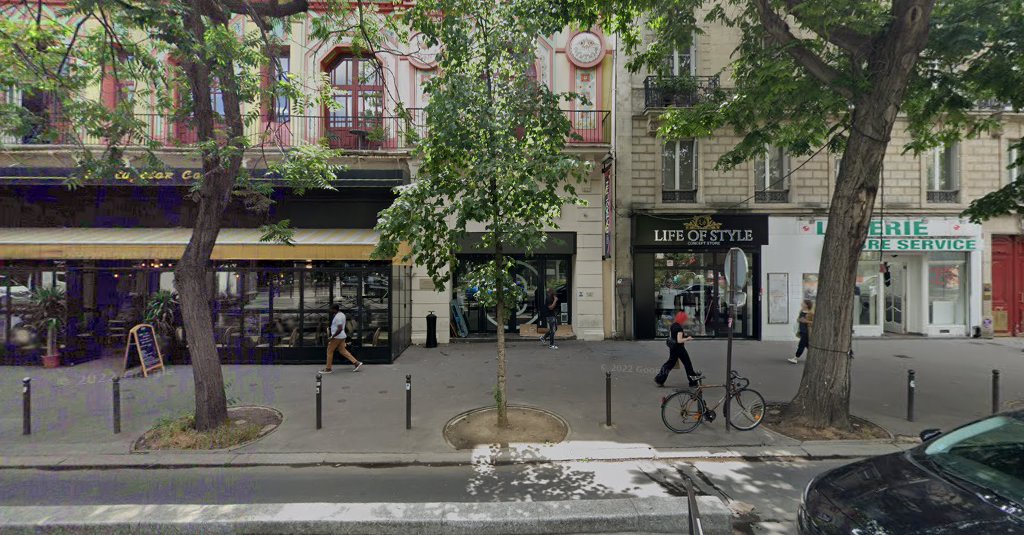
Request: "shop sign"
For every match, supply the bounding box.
[801,218,980,252]
[636,214,768,249]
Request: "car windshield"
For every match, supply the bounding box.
[923,415,1024,506]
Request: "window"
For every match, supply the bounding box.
[664,47,693,76]
[927,143,959,203]
[115,53,136,105]
[662,139,697,202]
[210,81,225,116]
[324,54,385,149]
[1008,140,1022,187]
[755,145,789,203]
[271,52,290,123]
[854,252,880,326]
[928,252,967,326]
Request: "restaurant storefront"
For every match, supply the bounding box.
[0,230,411,365]
[632,214,768,340]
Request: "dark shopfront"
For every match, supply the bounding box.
[1,255,412,366]
[632,214,768,340]
[452,232,575,336]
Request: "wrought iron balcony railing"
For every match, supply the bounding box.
[644,75,721,110]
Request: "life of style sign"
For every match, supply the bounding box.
[650,215,761,247]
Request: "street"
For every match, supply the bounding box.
[0,458,858,533]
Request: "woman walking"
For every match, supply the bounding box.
[788,299,814,364]
[655,311,702,387]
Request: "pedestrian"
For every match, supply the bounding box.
[789,299,814,364]
[540,287,560,349]
[323,304,363,373]
[655,311,702,387]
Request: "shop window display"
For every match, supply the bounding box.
[854,252,881,325]
[929,252,967,325]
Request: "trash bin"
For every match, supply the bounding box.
[425,311,438,348]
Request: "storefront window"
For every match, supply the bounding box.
[653,252,753,338]
[929,252,967,325]
[854,252,881,325]
[453,256,570,334]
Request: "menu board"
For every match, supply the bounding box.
[122,323,165,377]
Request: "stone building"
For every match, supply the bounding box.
[611,17,1022,341]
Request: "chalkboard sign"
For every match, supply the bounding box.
[122,323,165,377]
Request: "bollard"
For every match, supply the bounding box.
[907,369,916,422]
[112,377,122,434]
[605,372,612,427]
[22,377,31,435]
[992,369,1000,414]
[405,375,412,430]
[316,372,322,430]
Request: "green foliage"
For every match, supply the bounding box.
[144,290,179,336]
[373,0,589,305]
[26,287,66,334]
[260,220,297,246]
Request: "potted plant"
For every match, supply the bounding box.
[26,287,66,368]
[144,290,179,357]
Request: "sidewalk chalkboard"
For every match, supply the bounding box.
[122,323,165,377]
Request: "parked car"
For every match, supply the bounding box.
[798,410,1024,534]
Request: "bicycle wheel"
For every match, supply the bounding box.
[727,388,766,431]
[661,390,704,433]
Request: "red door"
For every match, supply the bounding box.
[991,236,1024,335]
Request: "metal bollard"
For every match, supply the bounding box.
[112,377,122,434]
[992,369,1000,414]
[907,370,916,422]
[605,372,612,427]
[405,375,412,430]
[22,377,31,435]
[316,372,322,430]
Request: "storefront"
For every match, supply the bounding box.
[763,217,982,340]
[0,228,412,365]
[632,214,768,339]
[451,232,575,336]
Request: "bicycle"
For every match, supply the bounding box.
[660,370,766,433]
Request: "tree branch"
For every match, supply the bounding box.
[220,0,308,18]
[752,0,854,100]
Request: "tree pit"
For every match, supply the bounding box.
[134,405,282,451]
[444,405,569,450]
[763,403,890,441]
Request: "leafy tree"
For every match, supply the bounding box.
[374,0,588,427]
[0,0,400,430]
[564,0,1024,429]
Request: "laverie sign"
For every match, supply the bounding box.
[803,218,980,251]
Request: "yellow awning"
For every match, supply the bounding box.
[0,228,408,263]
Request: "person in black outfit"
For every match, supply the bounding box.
[789,299,814,364]
[655,311,702,387]
[541,287,559,349]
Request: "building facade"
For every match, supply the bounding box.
[0,3,614,366]
[613,16,1022,341]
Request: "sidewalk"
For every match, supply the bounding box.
[0,337,1020,467]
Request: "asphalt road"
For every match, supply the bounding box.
[0,458,856,534]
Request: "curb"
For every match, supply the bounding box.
[0,440,916,470]
[0,497,732,535]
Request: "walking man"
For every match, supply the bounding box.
[541,287,559,349]
[323,304,363,373]
[788,299,814,364]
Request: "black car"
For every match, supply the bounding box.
[799,410,1024,534]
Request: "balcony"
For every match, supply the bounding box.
[755,190,789,203]
[0,109,611,150]
[662,189,697,203]
[644,75,720,110]
[927,190,959,203]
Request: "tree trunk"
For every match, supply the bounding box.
[495,247,509,428]
[784,0,934,429]
[173,2,247,432]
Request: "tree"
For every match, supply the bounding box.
[0,0,398,430]
[564,0,1024,429]
[374,0,588,427]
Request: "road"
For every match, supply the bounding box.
[0,458,855,534]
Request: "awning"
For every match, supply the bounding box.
[0,228,406,262]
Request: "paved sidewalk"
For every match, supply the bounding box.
[0,338,1020,466]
